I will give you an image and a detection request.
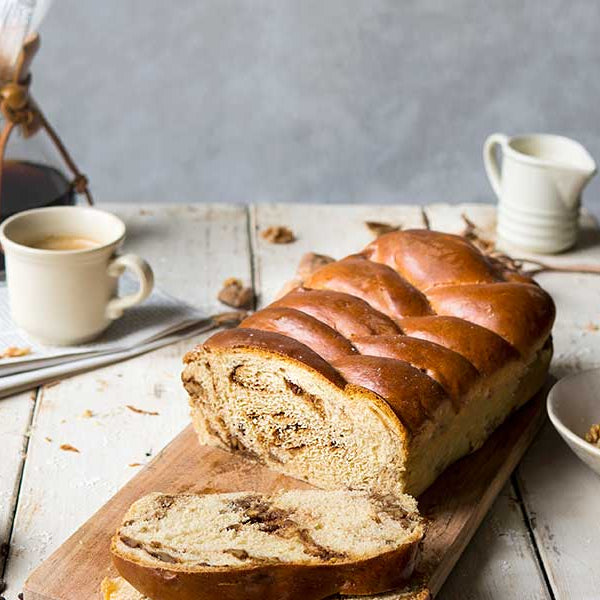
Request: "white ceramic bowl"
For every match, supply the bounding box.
[547,368,600,477]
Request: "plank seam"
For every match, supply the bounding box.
[246,204,260,309]
[0,388,40,590]
[511,473,557,600]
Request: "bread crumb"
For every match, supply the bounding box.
[218,278,254,309]
[585,322,599,332]
[365,221,401,237]
[585,423,600,448]
[261,226,296,244]
[81,409,94,418]
[45,437,52,443]
[0,346,30,359]
[60,444,80,453]
[126,405,159,416]
[96,379,108,391]
[129,462,143,467]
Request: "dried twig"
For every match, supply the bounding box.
[421,208,431,231]
[459,214,600,277]
[60,444,80,453]
[126,405,159,416]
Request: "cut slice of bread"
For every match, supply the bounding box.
[111,490,423,600]
[100,576,431,600]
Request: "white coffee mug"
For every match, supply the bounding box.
[0,206,154,345]
[483,133,596,254]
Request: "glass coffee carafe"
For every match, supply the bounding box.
[2,126,76,219]
[0,23,92,268]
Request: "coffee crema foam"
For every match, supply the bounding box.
[27,235,100,251]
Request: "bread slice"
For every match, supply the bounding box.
[110,490,423,600]
[100,576,431,600]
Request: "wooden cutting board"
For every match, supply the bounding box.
[23,383,550,600]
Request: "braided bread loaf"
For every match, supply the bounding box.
[183,230,554,496]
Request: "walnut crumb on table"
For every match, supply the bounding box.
[218,278,254,309]
[585,423,600,448]
[260,225,296,244]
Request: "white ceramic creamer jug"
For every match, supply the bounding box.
[483,133,596,253]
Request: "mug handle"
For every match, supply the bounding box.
[105,254,154,320]
[483,133,508,199]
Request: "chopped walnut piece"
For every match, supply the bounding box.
[126,405,159,416]
[275,252,335,300]
[585,423,600,448]
[0,346,30,359]
[218,278,254,309]
[60,444,80,453]
[81,409,94,418]
[296,252,335,280]
[261,226,296,244]
[365,221,401,237]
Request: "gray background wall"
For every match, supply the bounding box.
[34,0,600,212]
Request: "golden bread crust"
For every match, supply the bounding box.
[183,229,554,496]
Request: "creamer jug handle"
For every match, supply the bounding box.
[483,134,509,199]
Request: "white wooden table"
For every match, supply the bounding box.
[2,203,600,600]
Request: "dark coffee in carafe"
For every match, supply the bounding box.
[1,160,74,217]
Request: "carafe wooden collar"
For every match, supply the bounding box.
[0,33,94,218]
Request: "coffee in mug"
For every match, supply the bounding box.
[0,206,154,345]
[26,234,100,251]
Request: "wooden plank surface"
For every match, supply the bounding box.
[514,215,600,600]
[426,203,600,599]
[23,384,548,600]
[0,392,36,579]
[2,204,251,597]
[250,203,550,600]
[250,203,425,306]
[4,202,600,599]
[423,203,552,599]
[517,423,600,599]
